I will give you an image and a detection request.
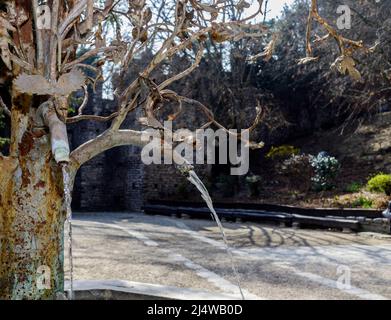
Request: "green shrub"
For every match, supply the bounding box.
[345,182,362,193]
[352,196,373,209]
[367,174,391,195]
[266,145,300,160]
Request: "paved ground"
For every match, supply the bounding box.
[65,212,391,300]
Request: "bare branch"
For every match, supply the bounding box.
[0,96,11,117]
[50,0,60,80]
[70,129,146,168]
[32,0,44,69]
[77,85,89,116]
[10,53,34,72]
[111,86,141,131]
[66,113,118,124]
[63,46,118,70]
[59,0,88,37]
[86,0,94,31]
[158,44,204,90]
[305,0,365,58]
[69,128,193,175]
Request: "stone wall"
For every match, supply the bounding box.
[143,164,211,202]
[68,79,220,212]
[70,113,210,211]
[69,86,147,212]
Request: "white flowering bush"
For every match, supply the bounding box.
[310,152,340,191]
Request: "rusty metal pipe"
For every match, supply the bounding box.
[36,101,70,164]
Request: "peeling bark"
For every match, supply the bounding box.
[1,1,76,299]
[1,91,68,300]
[0,132,66,299]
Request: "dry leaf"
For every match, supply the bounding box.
[0,15,16,32]
[143,7,152,24]
[210,30,230,43]
[7,5,28,26]
[0,14,14,70]
[198,4,219,14]
[0,37,11,70]
[138,116,163,129]
[331,56,361,81]
[236,0,251,11]
[297,56,319,65]
[14,70,86,96]
[249,35,277,62]
[246,141,265,150]
[129,0,146,11]
[95,24,106,48]
[56,69,87,95]
[14,74,52,95]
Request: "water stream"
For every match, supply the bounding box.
[61,164,74,300]
[61,162,244,299]
[186,170,245,300]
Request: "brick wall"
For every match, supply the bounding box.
[69,85,147,212]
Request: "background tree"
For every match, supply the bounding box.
[258,0,391,133]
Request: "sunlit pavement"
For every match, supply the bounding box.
[66,212,391,300]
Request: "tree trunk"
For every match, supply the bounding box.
[0,132,67,300]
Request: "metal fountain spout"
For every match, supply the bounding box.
[36,99,70,164]
[14,69,87,164]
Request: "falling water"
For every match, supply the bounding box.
[61,164,74,300]
[186,170,245,300]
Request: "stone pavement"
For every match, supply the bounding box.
[65,212,391,300]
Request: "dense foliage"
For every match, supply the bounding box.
[367,174,391,195]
